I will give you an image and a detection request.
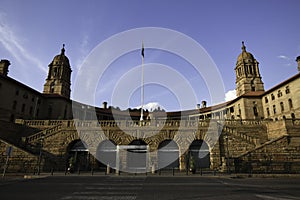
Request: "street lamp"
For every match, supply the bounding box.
[37,135,44,175]
[225,134,230,174]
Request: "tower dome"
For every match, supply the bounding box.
[237,41,254,63]
[50,44,70,67]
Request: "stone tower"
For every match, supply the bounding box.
[235,42,264,97]
[296,56,300,72]
[43,45,72,99]
[0,59,10,76]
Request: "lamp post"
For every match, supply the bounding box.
[81,105,86,121]
[37,135,44,175]
[225,134,230,174]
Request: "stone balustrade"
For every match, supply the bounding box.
[24,124,62,143]
[19,119,273,130]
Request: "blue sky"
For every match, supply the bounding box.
[0,0,300,111]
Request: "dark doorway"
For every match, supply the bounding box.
[158,140,179,169]
[126,140,147,172]
[188,140,210,170]
[67,140,90,172]
[96,140,116,169]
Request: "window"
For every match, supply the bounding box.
[273,105,276,114]
[50,82,55,93]
[249,65,253,74]
[253,106,258,116]
[265,97,268,103]
[285,86,290,94]
[12,101,17,110]
[53,67,57,77]
[288,99,293,109]
[15,89,19,96]
[277,90,282,98]
[253,101,258,116]
[251,80,255,91]
[271,94,275,100]
[29,106,33,115]
[10,114,15,122]
[36,108,39,118]
[0,82,2,89]
[21,104,26,113]
[280,102,284,112]
[23,93,28,99]
[266,108,270,117]
[48,105,52,117]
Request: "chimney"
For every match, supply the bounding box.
[0,59,10,76]
[201,101,207,108]
[102,101,108,109]
[296,56,300,72]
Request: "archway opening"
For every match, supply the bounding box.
[188,140,210,171]
[126,140,148,172]
[67,140,90,172]
[158,140,179,169]
[96,140,116,169]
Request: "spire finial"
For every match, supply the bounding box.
[241,41,246,52]
[61,44,65,55]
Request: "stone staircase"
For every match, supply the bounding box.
[22,123,62,144]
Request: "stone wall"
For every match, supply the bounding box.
[0,139,38,173]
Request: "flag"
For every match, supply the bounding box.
[141,42,144,58]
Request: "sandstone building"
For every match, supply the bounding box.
[0,43,299,174]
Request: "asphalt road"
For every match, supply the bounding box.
[0,175,300,200]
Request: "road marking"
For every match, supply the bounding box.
[61,196,136,200]
[60,178,143,200]
[255,194,299,200]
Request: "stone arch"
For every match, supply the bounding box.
[148,131,176,150]
[66,139,91,172]
[96,140,117,168]
[188,140,210,170]
[157,139,179,169]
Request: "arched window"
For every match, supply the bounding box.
[21,104,26,113]
[277,90,282,97]
[273,105,276,114]
[288,99,293,109]
[50,82,55,93]
[251,80,255,91]
[285,86,290,94]
[271,94,275,100]
[291,113,295,120]
[280,102,284,112]
[266,108,270,117]
[12,100,17,110]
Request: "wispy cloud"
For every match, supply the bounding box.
[0,12,46,73]
[278,55,289,60]
[278,55,292,66]
[74,32,90,70]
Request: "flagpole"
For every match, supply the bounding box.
[140,42,144,121]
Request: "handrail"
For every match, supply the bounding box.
[25,124,62,143]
